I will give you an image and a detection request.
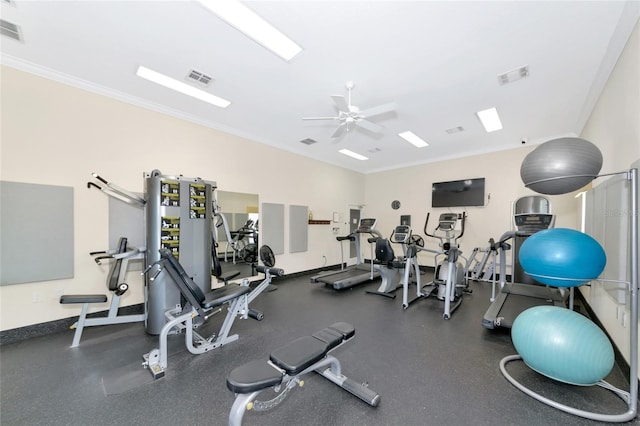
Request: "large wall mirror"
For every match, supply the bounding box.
[215,190,259,280]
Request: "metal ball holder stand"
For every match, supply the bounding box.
[500,138,638,423]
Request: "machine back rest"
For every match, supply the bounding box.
[375,239,395,262]
[107,237,128,291]
[158,248,206,307]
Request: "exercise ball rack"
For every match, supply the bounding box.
[500,156,638,422]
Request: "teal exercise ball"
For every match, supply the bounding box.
[519,228,606,287]
[520,137,602,195]
[512,306,614,385]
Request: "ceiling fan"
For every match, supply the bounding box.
[303,81,396,138]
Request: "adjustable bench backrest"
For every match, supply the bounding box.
[107,237,129,291]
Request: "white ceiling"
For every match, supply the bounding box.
[1,1,638,174]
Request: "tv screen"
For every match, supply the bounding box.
[432,178,485,208]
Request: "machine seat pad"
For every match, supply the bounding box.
[270,336,330,375]
[391,260,406,269]
[202,284,251,309]
[226,359,284,393]
[219,270,241,282]
[59,294,108,304]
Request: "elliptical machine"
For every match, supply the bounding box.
[403,212,470,319]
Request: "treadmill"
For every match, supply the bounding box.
[482,196,567,329]
[310,218,381,290]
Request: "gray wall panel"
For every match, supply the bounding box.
[1,181,74,285]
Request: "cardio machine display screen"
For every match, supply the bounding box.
[431,178,485,208]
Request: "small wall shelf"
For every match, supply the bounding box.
[308,220,331,225]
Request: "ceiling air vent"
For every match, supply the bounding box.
[0,19,22,42]
[368,147,382,154]
[186,69,213,86]
[445,126,464,134]
[300,138,317,145]
[2,0,16,6]
[497,65,529,85]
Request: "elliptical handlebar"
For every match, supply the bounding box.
[457,212,467,242]
[424,212,435,239]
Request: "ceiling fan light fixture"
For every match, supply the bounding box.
[339,149,368,161]
[398,131,428,147]
[476,107,503,132]
[136,66,230,108]
[200,0,302,61]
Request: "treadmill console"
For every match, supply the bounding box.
[514,195,554,233]
[392,225,411,243]
[357,218,377,233]
[514,214,554,233]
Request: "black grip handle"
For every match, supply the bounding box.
[92,173,108,184]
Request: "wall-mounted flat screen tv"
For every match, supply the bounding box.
[432,178,485,208]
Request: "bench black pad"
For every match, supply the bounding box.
[202,284,251,309]
[270,336,329,375]
[312,328,343,351]
[228,323,356,393]
[327,322,355,340]
[226,360,284,393]
[60,294,108,304]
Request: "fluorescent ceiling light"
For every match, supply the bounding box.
[398,131,429,147]
[476,107,503,132]
[339,149,368,161]
[136,66,230,108]
[200,0,302,61]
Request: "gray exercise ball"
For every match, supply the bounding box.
[520,137,603,195]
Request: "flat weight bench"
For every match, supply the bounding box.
[142,248,283,379]
[226,322,380,426]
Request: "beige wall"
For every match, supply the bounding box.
[0,66,365,330]
[364,147,582,267]
[580,20,639,378]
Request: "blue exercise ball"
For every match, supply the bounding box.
[512,306,614,385]
[520,137,602,195]
[519,228,606,287]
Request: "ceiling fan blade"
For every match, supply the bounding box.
[331,95,349,112]
[302,116,340,120]
[356,118,383,133]
[331,123,347,138]
[358,102,397,118]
